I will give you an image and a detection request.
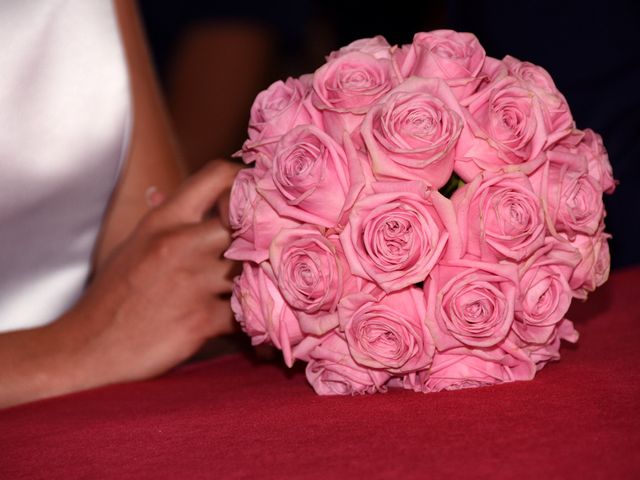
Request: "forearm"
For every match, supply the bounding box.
[0,314,87,408]
[0,290,135,410]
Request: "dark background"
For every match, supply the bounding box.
[139,0,640,269]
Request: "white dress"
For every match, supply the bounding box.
[0,0,131,332]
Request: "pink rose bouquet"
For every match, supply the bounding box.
[226,31,615,395]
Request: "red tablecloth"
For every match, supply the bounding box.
[2,267,640,479]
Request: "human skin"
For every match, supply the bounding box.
[0,0,240,408]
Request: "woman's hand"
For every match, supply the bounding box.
[0,0,245,408]
[68,160,241,383]
[0,161,241,407]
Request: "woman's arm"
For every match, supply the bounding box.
[94,0,185,268]
[0,1,240,409]
[0,162,239,408]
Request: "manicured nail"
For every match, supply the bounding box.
[145,186,163,207]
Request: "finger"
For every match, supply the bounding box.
[181,218,233,254]
[195,258,236,294]
[145,186,167,208]
[207,299,235,337]
[157,160,242,224]
[216,187,232,231]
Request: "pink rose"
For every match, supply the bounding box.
[455,73,571,181]
[513,242,579,344]
[256,125,364,228]
[312,50,399,137]
[452,172,546,262]
[502,55,572,140]
[228,168,259,238]
[360,77,464,188]
[339,287,435,374]
[305,333,391,395]
[327,35,394,61]
[269,226,347,314]
[485,56,573,142]
[239,77,320,168]
[522,318,579,370]
[569,231,611,299]
[340,182,460,292]
[396,30,486,99]
[225,170,299,263]
[398,340,535,392]
[578,129,616,194]
[231,263,303,367]
[536,151,605,239]
[425,259,518,349]
[503,56,557,90]
[552,129,616,193]
[478,55,508,82]
[312,51,396,114]
[247,77,316,145]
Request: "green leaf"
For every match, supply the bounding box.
[438,173,465,198]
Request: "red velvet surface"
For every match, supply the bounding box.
[2,267,640,479]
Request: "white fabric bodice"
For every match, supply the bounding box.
[0,0,130,332]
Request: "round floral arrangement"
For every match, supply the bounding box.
[225,31,615,395]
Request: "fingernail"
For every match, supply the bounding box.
[145,186,161,207]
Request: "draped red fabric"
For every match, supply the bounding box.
[2,267,639,479]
